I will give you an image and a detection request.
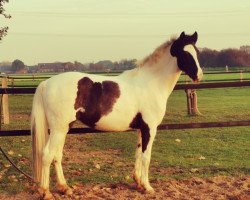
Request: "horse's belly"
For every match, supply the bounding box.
[95,113,133,132]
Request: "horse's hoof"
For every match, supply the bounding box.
[56,184,73,195]
[145,187,155,194]
[141,184,155,194]
[136,184,144,191]
[38,188,54,200]
[65,187,73,195]
[133,173,141,186]
[43,192,54,200]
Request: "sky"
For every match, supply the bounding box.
[0,0,250,65]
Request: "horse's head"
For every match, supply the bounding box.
[170,31,203,82]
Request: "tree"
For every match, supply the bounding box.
[199,47,250,68]
[0,0,11,41]
[12,59,25,71]
[74,61,86,71]
[198,48,219,68]
[240,45,250,53]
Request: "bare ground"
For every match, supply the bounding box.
[1,135,249,199]
[0,176,249,200]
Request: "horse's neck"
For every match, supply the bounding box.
[137,51,181,99]
[131,52,181,101]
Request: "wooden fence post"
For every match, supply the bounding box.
[185,75,200,115]
[185,88,201,115]
[10,78,14,88]
[1,76,10,124]
[240,70,243,82]
[190,89,199,115]
[185,75,192,115]
[185,89,192,115]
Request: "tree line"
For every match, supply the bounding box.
[199,46,250,68]
[0,59,137,73]
[1,46,249,73]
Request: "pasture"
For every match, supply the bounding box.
[0,72,250,199]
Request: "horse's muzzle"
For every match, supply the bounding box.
[193,72,203,83]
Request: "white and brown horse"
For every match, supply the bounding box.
[31,32,203,199]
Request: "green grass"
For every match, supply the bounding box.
[165,87,250,123]
[178,72,250,82]
[0,73,250,194]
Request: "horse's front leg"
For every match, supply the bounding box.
[140,126,156,193]
[133,130,142,186]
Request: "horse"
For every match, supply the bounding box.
[31,31,203,199]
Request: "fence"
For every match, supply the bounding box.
[2,70,250,87]
[0,79,250,137]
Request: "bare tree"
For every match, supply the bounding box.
[0,0,11,40]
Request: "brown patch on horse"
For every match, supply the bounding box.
[68,121,75,129]
[130,113,150,153]
[74,77,120,128]
[138,37,176,67]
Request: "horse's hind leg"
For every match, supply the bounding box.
[39,133,59,199]
[53,132,72,195]
[39,129,69,199]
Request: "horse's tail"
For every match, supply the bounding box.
[31,81,48,183]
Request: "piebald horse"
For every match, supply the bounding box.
[31,32,203,199]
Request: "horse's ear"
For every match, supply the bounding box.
[180,31,185,39]
[170,31,187,56]
[191,31,198,44]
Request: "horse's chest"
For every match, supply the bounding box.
[94,92,138,131]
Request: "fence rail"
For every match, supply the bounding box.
[0,80,250,136]
[5,79,250,89]
[1,70,250,79]
[1,120,250,137]
[1,81,250,94]
[3,70,250,89]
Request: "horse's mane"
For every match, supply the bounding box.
[138,37,176,67]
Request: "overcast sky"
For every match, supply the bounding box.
[0,0,250,65]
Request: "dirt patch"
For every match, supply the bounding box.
[0,176,249,200]
[63,140,121,166]
[10,114,30,121]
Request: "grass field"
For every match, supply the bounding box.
[0,72,250,195]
